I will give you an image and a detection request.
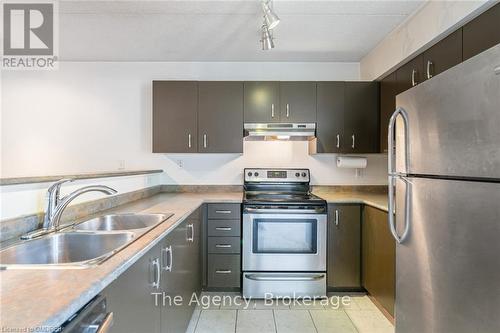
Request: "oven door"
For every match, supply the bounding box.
[243,210,327,271]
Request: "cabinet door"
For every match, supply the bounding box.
[463,3,500,60]
[198,82,243,153]
[152,81,198,153]
[316,82,344,153]
[396,54,424,93]
[160,219,194,333]
[103,243,161,333]
[327,204,361,289]
[279,82,317,123]
[244,81,280,122]
[362,206,395,316]
[422,29,463,81]
[379,72,397,153]
[344,82,379,153]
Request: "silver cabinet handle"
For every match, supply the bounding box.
[161,245,172,271]
[203,134,207,148]
[351,134,355,149]
[215,244,232,248]
[215,227,232,231]
[271,103,275,118]
[388,107,411,244]
[151,258,161,289]
[187,224,194,242]
[245,274,325,281]
[188,134,192,148]
[215,210,231,214]
[495,66,500,75]
[286,103,290,118]
[216,270,232,274]
[411,69,418,87]
[336,134,340,148]
[426,60,434,79]
[334,209,339,227]
[96,312,114,333]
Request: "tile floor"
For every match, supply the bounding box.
[186,292,394,333]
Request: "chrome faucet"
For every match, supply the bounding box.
[21,179,117,239]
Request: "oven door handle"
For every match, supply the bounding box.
[243,208,325,214]
[244,274,325,281]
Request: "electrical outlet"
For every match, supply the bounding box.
[118,160,125,170]
[176,159,184,168]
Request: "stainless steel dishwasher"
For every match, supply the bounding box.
[60,295,113,333]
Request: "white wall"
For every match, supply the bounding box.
[360,0,492,80]
[1,61,389,219]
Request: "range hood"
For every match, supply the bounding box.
[244,123,316,141]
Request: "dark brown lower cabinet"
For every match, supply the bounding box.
[327,204,361,289]
[362,206,395,317]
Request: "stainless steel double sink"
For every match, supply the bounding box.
[0,213,173,269]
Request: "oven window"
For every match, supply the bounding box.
[252,219,317,254]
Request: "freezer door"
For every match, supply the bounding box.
[395,43,500,179]
[394,177,500,333]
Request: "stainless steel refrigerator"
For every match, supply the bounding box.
[388,43,500,333]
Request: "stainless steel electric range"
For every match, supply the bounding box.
[242,168,327,299]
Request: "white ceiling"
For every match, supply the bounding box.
[58,0,425,62]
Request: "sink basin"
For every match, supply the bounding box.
[0,232,134,268]
[73,213,171,231]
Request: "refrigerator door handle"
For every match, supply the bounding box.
[388,107,410,176]
[388,175,411,244]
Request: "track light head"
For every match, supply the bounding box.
[260,24,275,50]
[261,0,280,30]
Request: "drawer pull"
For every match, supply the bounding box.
[215,210,232,214]
[215,244,232,248]
[215,227,232,231]
[216,270,232,274]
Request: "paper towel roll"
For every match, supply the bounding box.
[336,156,367,169]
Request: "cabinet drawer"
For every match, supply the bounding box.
[208,254,240,288]
[208,237,240,254]
[208,220,241,236]
[207,204,241,219]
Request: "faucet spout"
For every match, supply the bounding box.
[50,185,117,230]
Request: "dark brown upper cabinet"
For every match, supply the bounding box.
[396,54,424,93]
[279,82,317,123]
[463,3,500,61]
[344,82,380,153]
[316,82,345,153]
[379,72,397,153]
[198,82,244,153]
[153,81,198,153]
[244,81,280,123]
[314,82,379,154]
[422,29,463,81]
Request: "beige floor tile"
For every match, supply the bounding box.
[274,310,316,333]
[236,310,276,333]
[289,299,326,310]
[345,309,394,333]
[310,310,358,333]
[325,295,360,310]
[351,296,379,310]
[186,309,201,333]
[194,310,237,333]
[244,299,291,310]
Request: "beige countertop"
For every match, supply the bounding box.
[0,189,387,330]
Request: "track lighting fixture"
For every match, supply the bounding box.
[261,0,280,30]
[260,23,275,50]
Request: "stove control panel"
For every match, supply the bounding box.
[245,168,310,182]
